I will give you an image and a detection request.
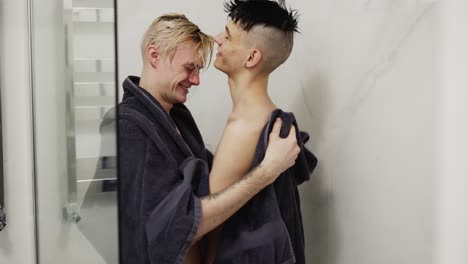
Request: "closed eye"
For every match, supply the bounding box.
[184,64,202,74]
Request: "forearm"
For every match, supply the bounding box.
[192,164,274,243]
[203,227,221,264]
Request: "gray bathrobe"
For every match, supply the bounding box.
[119,76,212,264]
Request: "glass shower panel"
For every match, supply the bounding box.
[0,70,4,232]
[31,0,118,263]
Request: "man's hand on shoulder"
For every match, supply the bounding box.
[260,118,300,184]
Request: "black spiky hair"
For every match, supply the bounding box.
[224,0,299,33]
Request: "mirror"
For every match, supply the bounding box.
[31,0,118,263]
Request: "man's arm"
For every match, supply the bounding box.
[192,118,300,243]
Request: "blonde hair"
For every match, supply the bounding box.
[141,13,214,69]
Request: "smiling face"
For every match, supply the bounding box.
[213,20,252,75]
[154,41,202,106]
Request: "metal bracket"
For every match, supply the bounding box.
[63,203,81,224]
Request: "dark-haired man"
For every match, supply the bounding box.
[205,1,317,263]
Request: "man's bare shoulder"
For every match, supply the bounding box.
[209,117,265,191]
[225,117,263,135]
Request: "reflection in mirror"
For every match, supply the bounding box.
[32,0,117,263]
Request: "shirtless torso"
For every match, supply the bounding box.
[206,101,277,264]
[183,101,276,264]
[210,107,276,193]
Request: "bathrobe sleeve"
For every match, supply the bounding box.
[205,149,214,170]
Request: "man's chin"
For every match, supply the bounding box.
[213,62,227,73]
[180,95,188,103]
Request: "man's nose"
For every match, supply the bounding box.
[189,71,200,86]
[214,33,223,45]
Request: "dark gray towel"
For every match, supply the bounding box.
[214,109,318,264]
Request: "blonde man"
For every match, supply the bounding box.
[118,13,300,264]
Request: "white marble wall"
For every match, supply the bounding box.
[118,0,440,263]
[436,1,468,264]
[289,1,439,263]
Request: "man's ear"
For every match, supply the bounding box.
[146,45,160,68]
[244,49,262,68]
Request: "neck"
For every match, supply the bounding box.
[227,72,276,115]
[140,68,173,113]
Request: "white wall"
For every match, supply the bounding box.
[436,1,468,264]
[0,0,37,263]
[294,1,439,263]
[118,0,442,263]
